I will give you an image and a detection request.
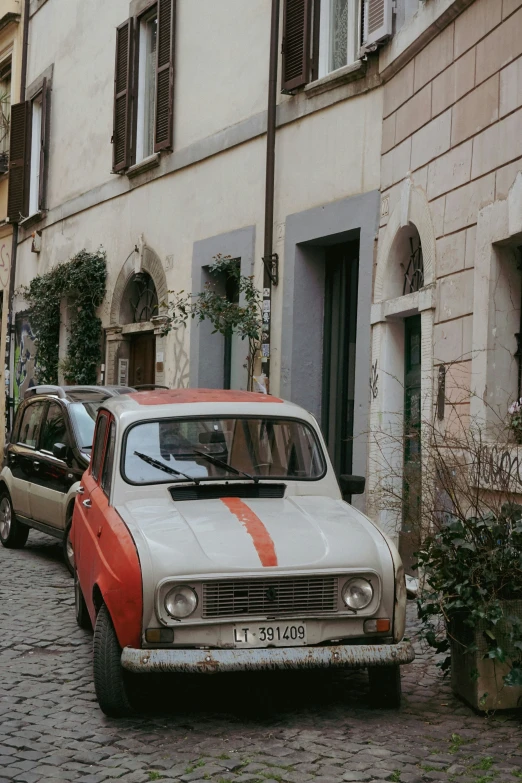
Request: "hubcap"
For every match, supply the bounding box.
[0,497,12,541]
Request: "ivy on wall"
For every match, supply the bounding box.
[22,248,107,385]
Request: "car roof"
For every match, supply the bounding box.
[99,388,313,424]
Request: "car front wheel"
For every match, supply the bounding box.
[93,604,134,717]
[0,492,29,549]
[368,664,402,708]
[63,517,75,575]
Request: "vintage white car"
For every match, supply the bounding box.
[71,389,414,716]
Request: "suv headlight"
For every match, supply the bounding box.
[342,578,373,610]
[165,585,198,619]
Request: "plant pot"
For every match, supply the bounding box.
[449,602,522,711]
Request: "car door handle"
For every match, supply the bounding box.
[77,485,84,495]
[82,499,92,508]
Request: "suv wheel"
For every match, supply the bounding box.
[63,517,75,575]
[93,604,134,717]
[0,492,29,549]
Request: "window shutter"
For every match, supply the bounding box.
[38,78,50,211]
[7,101,31,223]
[281,0,312,92]
[363,0,392,47]
[154,0,175,153]
[113,19,134,172]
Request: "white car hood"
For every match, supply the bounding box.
[117,494,392,580]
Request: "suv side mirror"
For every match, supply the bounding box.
[339,475,366,495]
[52,443,68,461]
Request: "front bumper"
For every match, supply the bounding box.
[121,640,415,674]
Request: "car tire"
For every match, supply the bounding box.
[0,491,29,549]
[74,571,92,631]
[63,517,75,576]
[368,665,402,708]
[93,604,134,717]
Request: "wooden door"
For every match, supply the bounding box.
[129,333,155,387]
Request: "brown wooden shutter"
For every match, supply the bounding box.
[281,0,312,92]
[113,19,134,172]
[7,101,31,223]
[154,0,175,153]
[38,78,50,211]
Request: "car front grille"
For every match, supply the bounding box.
[201,575,339,619]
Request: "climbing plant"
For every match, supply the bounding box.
[22,248,107,385]
[162,255,264,389]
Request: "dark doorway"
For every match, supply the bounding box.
[401,314,422,575]
[129,332,155,387]
[321,240,359,480]
[223,266,240,390]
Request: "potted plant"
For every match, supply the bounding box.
[416,505,522,711]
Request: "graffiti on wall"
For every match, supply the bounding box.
[471,444,522,493]
[0,243,10,290]
[14,313,38,407]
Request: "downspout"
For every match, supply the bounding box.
[6,0,30,428]
[261,0,280,393]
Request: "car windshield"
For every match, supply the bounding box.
[69,401,106,450]
[123,416,326,484]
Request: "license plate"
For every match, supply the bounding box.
[232,622,307,647]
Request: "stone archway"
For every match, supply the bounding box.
[105,240,169,387]
[368,181,437,548]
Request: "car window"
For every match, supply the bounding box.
[101,422,115,498]
[40,403,70,454]
[17,401,46,449]
[91,414,108,482]
[69,401,105,450]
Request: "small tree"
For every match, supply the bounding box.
[162,255,263,390]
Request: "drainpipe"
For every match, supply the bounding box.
[261,0,280,393]
[6,0,30,429]
[516,246,522,400]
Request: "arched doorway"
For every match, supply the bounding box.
[105,242,168,388]
[368,182,436,573]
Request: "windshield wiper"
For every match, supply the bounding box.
[134,451,200,483]
[192,449,259,483]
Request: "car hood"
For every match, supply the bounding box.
[117,494,393,585]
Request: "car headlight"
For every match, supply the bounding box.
[342,578,374,610]
[165,585,198,619]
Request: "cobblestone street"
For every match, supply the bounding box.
[0,532,520,783]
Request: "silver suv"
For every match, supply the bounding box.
[0,385,134,573]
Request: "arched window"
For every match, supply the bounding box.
[402,234,424,295]
[120,272,159,325]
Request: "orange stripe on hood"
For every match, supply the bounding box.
[221,497,278,567]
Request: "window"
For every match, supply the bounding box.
[136,11,157,162]
[29,93,42,216]
[40,403,69,454]
[281,0,392,91]
[101,422,116,497]
[113,0,175,173]
[0,59,12,159]
[318,0,361,78]
[91,414,108,481]
[7,79,50,223]
[17,401,46,449]
[123,416,326,485]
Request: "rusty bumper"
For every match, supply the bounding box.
[121,641,415,674]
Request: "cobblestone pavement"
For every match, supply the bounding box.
[0,532,521,783]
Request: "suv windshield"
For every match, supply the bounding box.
[123,417,325,485]
[69,401,106,450]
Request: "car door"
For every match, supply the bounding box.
[75,411,111,592]
[30,401,72,530]
[8,399,47,519]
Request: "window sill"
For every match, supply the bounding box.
[19,211,45,229]
[304,59,367,99]
[127,153,161,179]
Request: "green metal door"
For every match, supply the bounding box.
[321,241,359,480]
[401,314,422,573]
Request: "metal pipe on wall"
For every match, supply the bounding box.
[261,0,281,392]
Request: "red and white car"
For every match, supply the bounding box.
[71,389,414,716]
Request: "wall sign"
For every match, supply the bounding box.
[118,358,129,386]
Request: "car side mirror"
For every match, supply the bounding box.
[52,442,68,461]
[339,474,366,495]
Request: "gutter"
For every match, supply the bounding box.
[260,0,280,392]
